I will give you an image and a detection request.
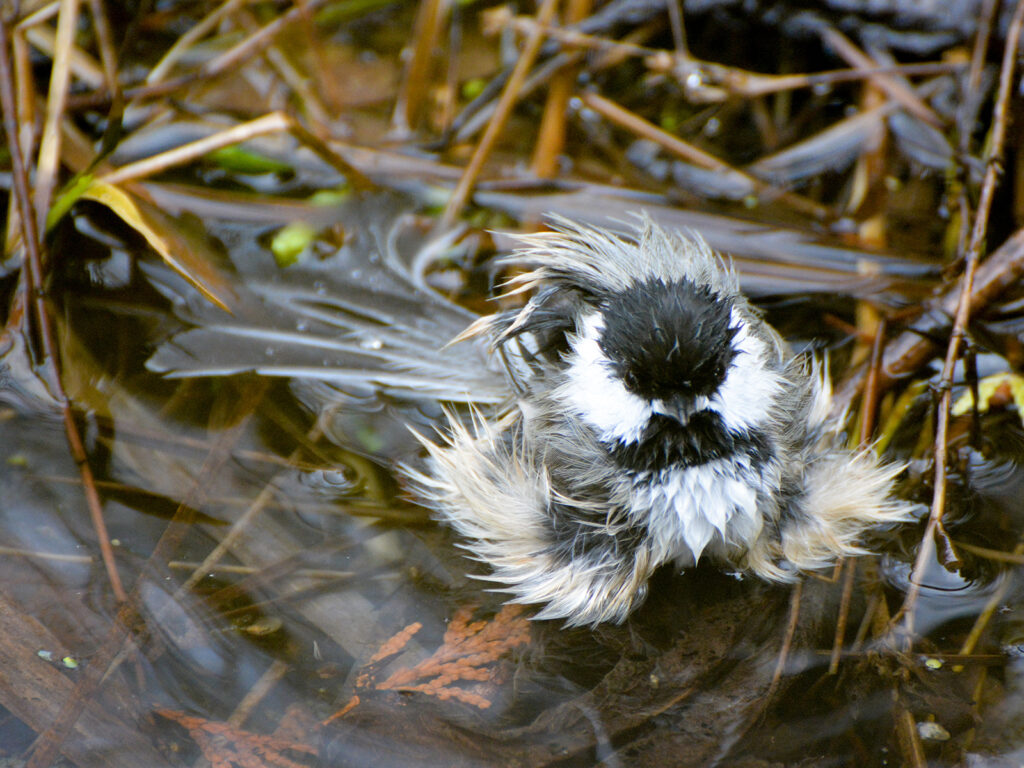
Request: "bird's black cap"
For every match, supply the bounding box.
[598,278,738,401]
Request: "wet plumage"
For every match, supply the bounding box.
[401,220,911,625]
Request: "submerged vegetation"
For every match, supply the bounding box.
[3,0,1024,765]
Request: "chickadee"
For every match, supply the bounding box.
[150,215,910,627]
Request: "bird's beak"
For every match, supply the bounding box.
[652,397,700,424]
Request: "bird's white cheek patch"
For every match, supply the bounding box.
[711,313,782,432]
[558,314,652,445]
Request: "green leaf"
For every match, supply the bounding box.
[208,146,292,174]
[46,173,95,232]
[271,222,316,267]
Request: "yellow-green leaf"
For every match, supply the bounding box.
[80,180,234,312]
[952,372,1024,424]
[46,173,95,232]
[271,222,315,267]
[208,146,291,175]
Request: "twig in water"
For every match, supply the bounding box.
[896,0,1024,643]
[441,0,561,226]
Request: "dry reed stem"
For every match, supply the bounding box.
[894,704,928,768]
[85,0,119,96]
[33,0,80,232]
[531,0,592,178]
[236,8,332,129]
[146,0,248,85]
[441,0,561,226]
[22,23,104,87]
[957,542,1024,659]
[22,380,267,767]
[501,10,654,59]
[580,91,829,219]
[505,12,961,98]
[817,24,942,128]
[394,0,450,132]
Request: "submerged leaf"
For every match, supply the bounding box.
[272,222,317,267]
[952,372,1024,424]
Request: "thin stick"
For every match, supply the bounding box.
[0,17,126,604]
[168,560,354,579]
[227,660,290,728]
[98,111,371,189]
[197,0,331,83]
[22,23,104,88]
[967,0,999,97]
[237,8,332,128]
[580,91,830,219]
[818,24,942,128]
[24,383,266,768]
[766,581,802,702]
[507,13,962,96]
[0,545,93,564]
[146,0,248,85]
[177,418,323,594]
[98,112,294,184]
[13,2,61,27]
[858,318,887,445]
[898,0,1024,640]
[828,558,857,675]
[85,0,119,98]
[895,705,928,768]
[955,540,1024,565]
[958,544,1024,657]
[835,226,1024,413]
[440,0,561,226]
[64,0,330,111]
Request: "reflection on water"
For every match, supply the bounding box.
[880,555,1005,639]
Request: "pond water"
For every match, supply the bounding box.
[2,191,1024,767]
